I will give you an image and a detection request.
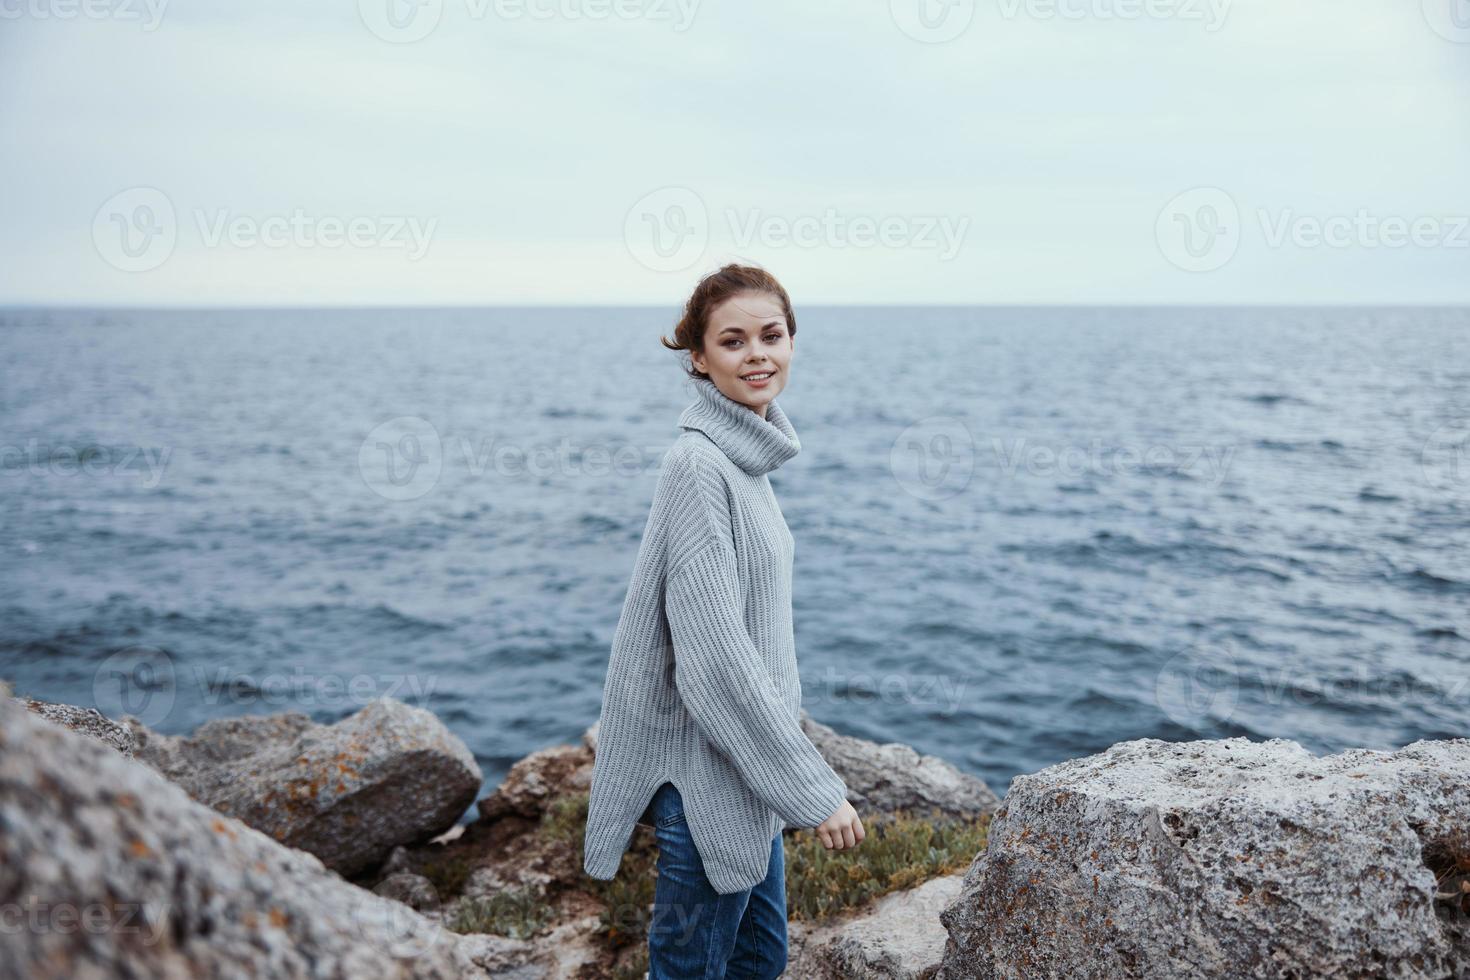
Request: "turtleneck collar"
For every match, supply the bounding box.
[677,375,801,476]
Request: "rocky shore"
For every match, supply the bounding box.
[2,681,1467,978]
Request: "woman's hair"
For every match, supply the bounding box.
[660,263,797,381]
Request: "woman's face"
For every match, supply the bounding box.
[690,291,793,418]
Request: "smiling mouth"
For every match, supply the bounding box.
[740,371,774,381]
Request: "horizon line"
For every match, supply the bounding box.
[5,302,1470,313]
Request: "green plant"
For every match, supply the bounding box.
[541,789,657,947]
[542,791,591,846]
[448,886,554,938]
[417,852,473,899]
[611,937,650,979]
[783,808,990,922]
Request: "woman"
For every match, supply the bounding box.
[582,263,865,978]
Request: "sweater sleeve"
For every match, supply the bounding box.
[664,531,849,830]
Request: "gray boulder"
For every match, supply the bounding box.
[800,711,1000,821]
[10,695,136,757]
[938,736,1470,979]
[127,697,482,877]
[790,873,964,979]
[0,690,505,979]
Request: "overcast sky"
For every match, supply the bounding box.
[2,0,1467,305]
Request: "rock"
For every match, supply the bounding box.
[937,737,1470,979]
[377,872,441,913]
[477,743,593,822]
[10,695,136,758]
[800,710,1000,822]
[127,697,482,877]
[790,873,964,979]
[0,691,513,979]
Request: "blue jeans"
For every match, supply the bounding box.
[643,781,788,979]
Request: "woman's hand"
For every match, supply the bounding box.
[816,800,865,851]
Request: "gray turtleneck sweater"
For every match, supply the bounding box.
[582,375,849,895]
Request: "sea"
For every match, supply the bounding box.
[1,306,1467,818]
